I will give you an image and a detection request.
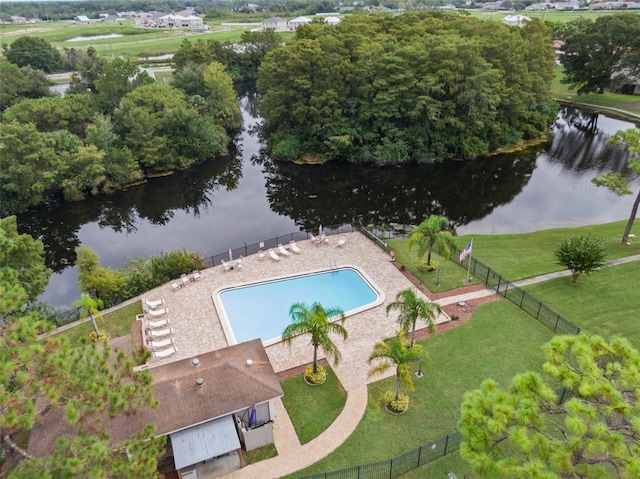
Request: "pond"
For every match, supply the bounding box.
[16,97,638,309]
[66,33,124,42]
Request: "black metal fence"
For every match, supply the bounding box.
[459,253,581,335]
[299,432,463,479]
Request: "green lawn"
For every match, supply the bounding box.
[287,301,555,477]
[522,261,640,348]
[281,366,347,444]
[388,220,639,287]
[56,301,142,345]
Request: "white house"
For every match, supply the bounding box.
[75,15,91,24]
[157,13,203,29]
[502,14,531,27]
[288,16,312,31]
[262,17,287,31]
[324,16,341,25]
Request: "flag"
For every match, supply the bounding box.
[459,241,472,262]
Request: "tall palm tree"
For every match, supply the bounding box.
[407,215,456,267]
[282,302,348,374]
[386,288,440,348]
[368,334,424,402]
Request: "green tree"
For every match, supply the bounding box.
[0,62,51,110]
[385,288,440,348]
[4,36,63,73]
[94,58,153,113]
[73,292,104,336]
[0,226,163,478]
[592,128,640,244]
[75,245,125,305]
[407,215,456,268]
[0,121,60,214]
[68,46,108,95]
[553,235,607,283]
[203,61,241,130]
[458,334,640,478]
[561,14,640,94]
[0,216,51,301]
[282,302,348,374]
[368,333,424,404]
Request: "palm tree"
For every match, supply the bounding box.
[282,302,348,374]
[368,333,424,402]
[72,293,104,336]
[407,215,456,268]
[386,288,440,348]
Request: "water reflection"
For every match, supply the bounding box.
[15,97,638,308]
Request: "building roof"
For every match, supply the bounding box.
[27,339,283,457]
[289,16,312,24]
[263,17,286,22]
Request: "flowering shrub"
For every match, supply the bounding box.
[383,391,409,413]
[304,364,327,385]
[89,329,109,343]
[419,260,438,272]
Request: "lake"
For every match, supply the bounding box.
[16,97,638,309]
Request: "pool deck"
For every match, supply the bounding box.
[140,231,450,389]
[136,231,451,479]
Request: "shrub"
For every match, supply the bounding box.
[305,364,327,385]
[419,260,439,272]
[383,391,409,413]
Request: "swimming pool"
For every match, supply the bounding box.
[214,267,383,345]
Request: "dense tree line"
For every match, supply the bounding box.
[172,29,282,81]
[257,12,557,164]
[0,42,240,216]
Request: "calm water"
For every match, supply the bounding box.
[218,268,379,344]
[16,95,638,309]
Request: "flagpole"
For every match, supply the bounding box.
[466,239,473,283]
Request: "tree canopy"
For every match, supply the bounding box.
[0,53,238,215]
[257,12,557,164]
[3,36,63,73]
[561,14,640,95]
[593,128,640,244]
[0,224,164,477]
[553,235,607,283]
[458,334,640,478]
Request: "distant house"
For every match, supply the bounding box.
[502,14,531,27]
[288,16,312,31]
[628,2,640,9]
[554,1,580,10]
[157,13,203,29]
[589,2,613,9]
[27,339,284,477]
[262,17,287,32]
[75,15,91,24]
[324,16,341,25]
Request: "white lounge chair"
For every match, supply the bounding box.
[149,327,173,338]
[154,345,178,360]
[150,337,175,350]
[269,249,281,262]
[221,259,231,272]
[180,273,190,286]
[148,307,168,318]
[171,281,181,292]
[278,244,291,256]
[192,270,201,281]
[290,240,301,254]
[336,235,347,247]
[147,318,169,329]
[258,249,266,260]
[144,298,165,309]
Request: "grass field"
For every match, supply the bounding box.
[56,301,142,344]
[387,220,640,289]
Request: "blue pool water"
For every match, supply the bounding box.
[217,268,380,344]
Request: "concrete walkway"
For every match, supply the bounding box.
[218,253,640,479]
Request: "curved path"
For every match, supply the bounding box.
[218,253,640,479]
